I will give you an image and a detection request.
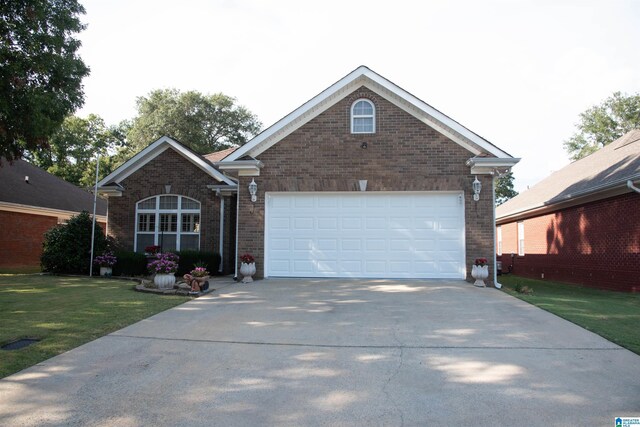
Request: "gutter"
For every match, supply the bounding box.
[628,180,640,194]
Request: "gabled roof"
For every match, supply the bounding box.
[225,65,516,162]
[98,136,236,192]
[497,129,640,221]
[203,146,238,163]
[0,158,107,216]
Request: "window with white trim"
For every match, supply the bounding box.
[135,195,201,252]
[351,99,375,133]
[497,225,502,256]
[517,221,525,256]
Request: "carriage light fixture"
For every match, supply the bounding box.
[472,176,481,201]
[248,179,258,203]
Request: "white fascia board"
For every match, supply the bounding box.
[227,66,515,162]
[97,136,235,187]
[216,160,264,177]
[207,184,238,196]
[466,157,521,174]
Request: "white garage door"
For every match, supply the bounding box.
[265,192,465,279]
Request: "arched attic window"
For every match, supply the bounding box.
[351,99,376,134]
[135,195,201,252]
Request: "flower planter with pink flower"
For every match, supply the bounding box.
[147,252,179,289]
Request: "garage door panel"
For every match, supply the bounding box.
[341,239,361,251]
[270,239,291,250]
[341,217,362,229]
[365,217,386,230]
[266,193,464,279]
[365,239,386,251]
[365,261,387,273]
[318,218,338,230]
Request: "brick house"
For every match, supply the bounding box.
[496,129,640,292]
[0,159,107,271]
[99,66,519,284]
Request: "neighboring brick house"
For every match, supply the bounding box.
[496,129,640,292]
[0,159,107,271]
[99,66,519,284]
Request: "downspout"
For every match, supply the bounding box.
[217,191,225,273]
[628,180,640,194]
[223,175,240,281]
[493,174,502,289]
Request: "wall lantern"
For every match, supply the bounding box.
[472,176,481,201]
[248,178,258,203]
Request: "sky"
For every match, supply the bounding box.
[76,0,640,192]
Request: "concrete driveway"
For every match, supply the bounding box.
[1,279,638,426]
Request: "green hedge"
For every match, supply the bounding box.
[110,250,221,277]
[176,251,221,276]
[112,251,147,276]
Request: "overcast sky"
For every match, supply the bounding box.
[76,0,640,192]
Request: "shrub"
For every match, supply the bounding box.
[41,211,106,274]
[176,251,221,276]
[112,251,147,276]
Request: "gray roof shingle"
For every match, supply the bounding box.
[0,159,107,215]
[497,129,640,219]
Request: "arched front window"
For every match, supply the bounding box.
[351,99,375,134]
[135,195,200,252]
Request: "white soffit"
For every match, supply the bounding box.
[98,136,235,187]
[225,66,514,161]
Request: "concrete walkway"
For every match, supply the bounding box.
[0,279,638,426]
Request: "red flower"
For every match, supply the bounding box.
[240,253,255,264]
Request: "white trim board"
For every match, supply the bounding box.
[98,136,235,189]
[226,66,516,162]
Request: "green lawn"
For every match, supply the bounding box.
[0,274,188,378]
[500,275,640,355]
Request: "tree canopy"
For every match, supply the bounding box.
[0,0,90,162]
[25,114,130,188]
[495,171,518,206]
[127,89,262,155]
[564,92,640,161]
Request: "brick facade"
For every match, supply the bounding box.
[107,148,235,274]
[0,211,107,270]
[236,87,496,283]
[497,192,640,292]
[0,211,58,269]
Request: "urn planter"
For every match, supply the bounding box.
[240,262,256,283]
[154,273,176,289]
[471,265,489,287]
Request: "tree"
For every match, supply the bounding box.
[564,92,640,161]
[41,211,106,274]
[127,89,262,154]
[0,0,90,162]
[495,171,518,206]
[24,114,128,188]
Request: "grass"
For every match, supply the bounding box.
[0,274,188,379]
[500,275,640,355]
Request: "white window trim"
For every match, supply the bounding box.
[497,225,502,256]
[350,98,376,134]
[134,195,201,252]
[517,221,525,256]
